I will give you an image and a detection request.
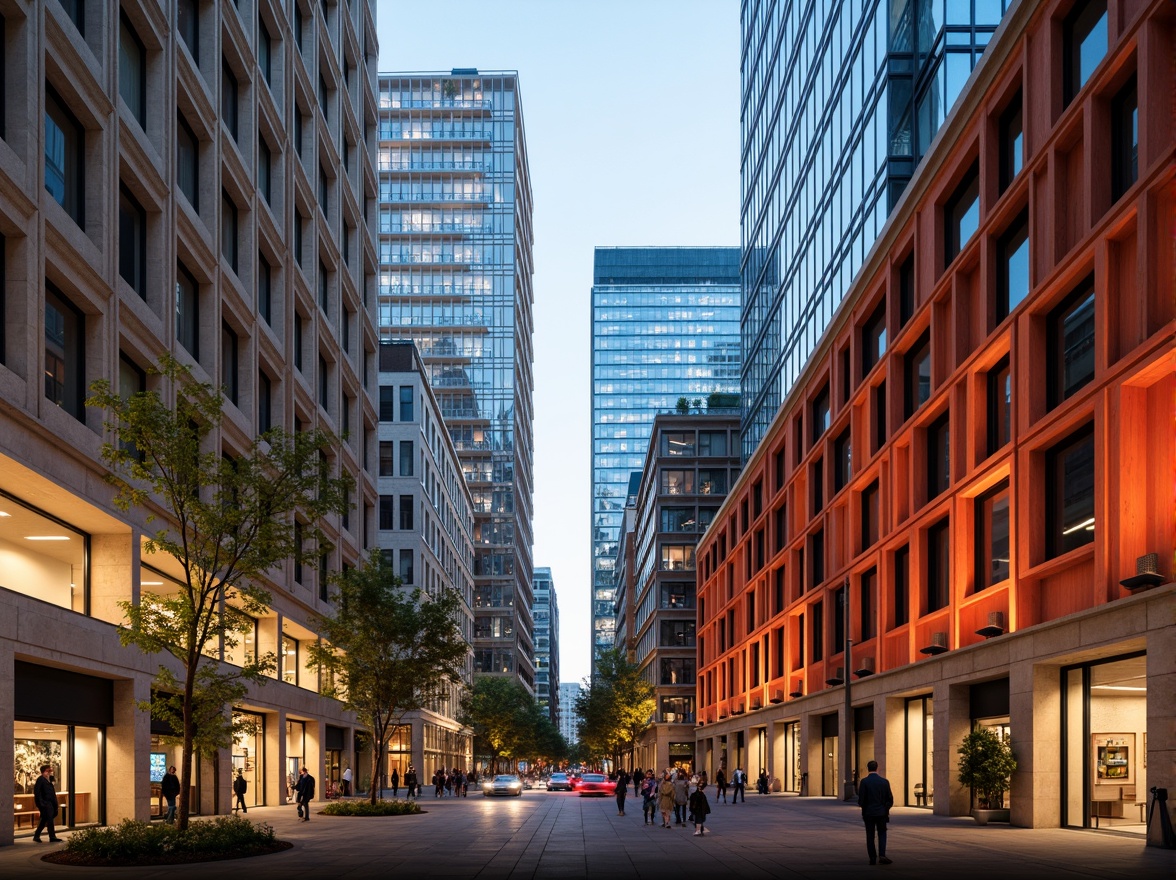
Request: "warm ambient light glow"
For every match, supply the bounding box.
[25,535,71,541]
[1061,517,1096,535]
[141,581,164,586]
[1090,685,1146,692]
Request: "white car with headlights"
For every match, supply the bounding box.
[482,774,524,797]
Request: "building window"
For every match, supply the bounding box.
[1064,0,1108,105]
[976,481,1010,590]
[999,91,1023,192]
[861,481,879,550]
[294,107,304,157]
[377,495,393,530]
[811,386,830,445]
[118,13,146,126]
[661,470,695,495]
[663,432,694,456]
[318,260,329,313]
[904,331,931,419]
[399,495,413,530]
[399,440,413,476]
[176,115,199,212]
[661,508,697,532]
[810,529,824,588]
[873,380,887,453]
[893,546,909,627]
[176,263,199,358]
[660,582,695,609]
[258,140,272,205]
[221,321,238,405]
[945,162,980,266]
[774,504,787,552]
[996,211,1030,322]
[294,211,305,267]
[318,355,328,409]
[293,313,303,372]
[221,61,238,141]
[258,20,272,85]
[258,371,272,434]
[399,385,413,421]
[258,256,272,324]
[660,620,696,647]
[661,545,695,571]
[399,549,413,585]
[862,302,886,376]
[927,518,950,612]
[1111,75,1138,202]
[294,4,304,54]
[1048,275,1095,408]
[860,568,876,640]
[378,387,394,421]
[45,87,85,227]
[899,253,915,326]
[118,185,147,298]
[660,658,695,685]
[698,430,727,456]
[221,192,238,273]
[318,165,329,215]
[987,356,1011,456]
[44,284,84,419]
[833,429,851,492]
[810,458,823,513]
[177,0,198,59]
[59,0,84,35]
[698,469,726,495]
[811,600,824,662]
[1047,424,1095,558]
[927,412,950,499]
[378,441,393,476]
[293,521,303,583]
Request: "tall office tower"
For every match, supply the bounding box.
[0,1,378,839]
[376,343,475,778]
[532,567,559,723]
[376,71,537,693]
[739,0,1015,457]
[590,248,740,677]
[558,683,585,747]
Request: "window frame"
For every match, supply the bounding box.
[175,262,200,358]
[176,114,199,213]
[44,282,85,420]
[926,518,950,613]
[118,184,147,298]
[927,411,950,499]
[904,330,931,420]
[44,85,85,227]
[998,90,1023,193]
[118,12,147,126]
[1110,74,1138,202]
[996,209,1030,322]
[1046,423,1096,559]
[1063,0,1108,105]
[944,161,980,267]
[975,480,1011,590]
[1047,274,1096,409]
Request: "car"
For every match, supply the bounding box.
[575,772,613,797]
[546,772,573,792]
[482,774,524,797]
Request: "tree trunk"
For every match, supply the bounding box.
[179,674,196,832]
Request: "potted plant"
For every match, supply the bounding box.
[957,727,1017,824]
[675,397,690,414]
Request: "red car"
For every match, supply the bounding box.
[575,772,613,797]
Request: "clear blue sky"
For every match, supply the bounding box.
[377,0,741,685]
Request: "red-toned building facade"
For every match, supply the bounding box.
[697,0,1173,841]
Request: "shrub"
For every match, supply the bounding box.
[63,816,277,863]
[957,727,1017,809]
[319,799,422,816]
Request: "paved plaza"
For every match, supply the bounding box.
[1,791,1171,879]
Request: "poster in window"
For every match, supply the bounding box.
[1092,733,1134,785]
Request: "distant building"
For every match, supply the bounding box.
[532,567,559,724]
[590,247,741,677]
[559,683,585,747]
[376,342,475,778]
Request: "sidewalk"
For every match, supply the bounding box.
[0,791,1170,879]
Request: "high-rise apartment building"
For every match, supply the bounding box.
[0,0,379,843]
[590,247,740,677]
[739,0,1016,456]
[558,682,585,747]
[376,71,537,693]
[376,342,475,778]
[701,0,1174,841]
[532,567,559,723]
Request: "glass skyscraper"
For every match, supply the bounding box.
[740,0,1014,457]
[590,247,740,676]
[532,567,559,723]
[377,70,537,693]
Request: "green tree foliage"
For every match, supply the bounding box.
[87,355,352,829]
[307,552,469,803]
[459,678,566,772]
[957,727,1018,809]
[575,648,655,768]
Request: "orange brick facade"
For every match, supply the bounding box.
[697,0,1174,837]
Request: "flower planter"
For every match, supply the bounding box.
[971,808,1011,825]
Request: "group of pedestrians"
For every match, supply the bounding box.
[431,767,474,797]
[620,768,712,836]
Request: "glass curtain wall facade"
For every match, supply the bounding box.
[740,0,1014,457]
[591,248,740,676]
[532,567,559,723]
[377,71,537,693]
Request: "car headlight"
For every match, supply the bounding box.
[509,782,521,789]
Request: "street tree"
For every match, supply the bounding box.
[87,354,352,829]
[461,677,534,773]
[307,551,469,803]
[575,648,655,769]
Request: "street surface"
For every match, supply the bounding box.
[1,790,1172,879]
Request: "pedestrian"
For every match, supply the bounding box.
[233,768,248,813]
[633,767,643,798]
[391,766,400,797]
[460,769,469,797]
[731,766,746,803]
[698,769,709,788]
[341,765,352,797]
[33,764,61,843]
[640,770,658,825]
[404,765,418,799]
[689,782,712,836]
[614,772,627,816]
[294,766,315,822]
[758,768,770,795]
[161,764,180,824]
[673,769,690,825]
[857,760,894,866]
[657,772,676,828]
[714,767,727,803]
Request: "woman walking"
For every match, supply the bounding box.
[658,772,676,828]
[714,767,728,804]
[614,772,627,816]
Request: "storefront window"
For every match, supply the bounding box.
[905,695,934,807]
[232,711,264,808]
[783,721,801,793]
[286,720,305,804]
[0,491,88,614]
[14,721,103,835]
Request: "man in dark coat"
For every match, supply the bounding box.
[160,765,181,824]
[294,766,315,821]
[33,764,61,843]
[390,767,400,797]
[233,769,248,813]
[857,760,895,865]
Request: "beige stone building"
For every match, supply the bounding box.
[1,0,380,843]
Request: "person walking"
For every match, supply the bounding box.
[673,769,690,825]
[657,772,676,828]
[857,760,895,866]
[404,765,418,799]
[714,767,728,804]
[640,770,658,825]
[688,782,712,836]
[341,765,352,797]
[758,768,770,795]
[390,767,400,797]
[233,769,248,813]
[294,766,315,822]
[160,765,180,824]
[633,767,643,799]
[33,764,61,843]
[731,766,746,803]
[614,772,627,816]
